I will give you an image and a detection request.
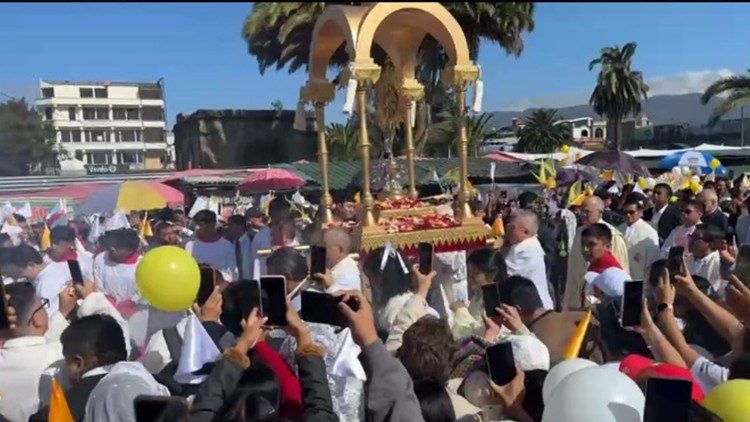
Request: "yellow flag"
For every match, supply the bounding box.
[40,224,51,251]
[562,309,592,360]
[49,378,74,422]
[139,211,153,238]
[566,180,582,207]
[492,215,504,237]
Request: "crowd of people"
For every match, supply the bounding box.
[1,173,750,421]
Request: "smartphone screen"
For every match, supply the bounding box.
[643,377,692,422]
[197,266,218,305]
[0,283,10,330]
[67,259,84,285]
[667,246,684,276]
[482,284,501,318]
[134,395,189,422]
[309,246,327,276]
[485,342,517,386]
[260,276,287,326]
[621,280,644,328]
[300,291,359,327]
[418,242,434,275]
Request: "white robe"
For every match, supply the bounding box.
[618,219,660,281]
[504,236,554,310]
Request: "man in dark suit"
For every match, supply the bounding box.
[643,183,681,244]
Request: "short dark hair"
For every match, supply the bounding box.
[193,210,217,224]
[221,280,261,337]
[266,247,308,283]
[363,246,411,308]
[108,229,140,252]
[397,316,456,383]
[5,282,38,324]
[467,248,507,285]
[684,198,705,214]
[581,223,612,244]
[227,215,246,227]
[12,214,26,224]
[413,379,457,422]
[50,226,76,244]
[622,197,644,210]
[61,314,127,365]
[654,183,672,196]
[499,275,544,313]
[518,191,540,210]
[8,244,43,268]
[701,225,725,243]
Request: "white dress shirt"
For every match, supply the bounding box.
[686,251,724,293]
[619,219,660,281]
[661,224,697,257]
[93,252,142,303]
[186,237,238,282]
[650,204,668,230]
[330,255,362,292]
[504,236,554,310]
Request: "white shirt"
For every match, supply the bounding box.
[434,251,468,303]
[249,227,272,279]
[691,356,728,393]
[504,236,554,310]
[330,255,362,292]
[93,252,142,303]
[234,233,254,280]
[43,250,95,281]
[34,262,77,315]
[618,219,660,281]
[661,224,697,257]
[686,251,724,293]
[186,237,237,282]
[650,204,668,230]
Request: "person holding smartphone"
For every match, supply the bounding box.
[43,226,95,281]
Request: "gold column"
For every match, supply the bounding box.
[401,79,424,200]
[357,84,376,227]
[442,64,479,220]
[305,80,336,225]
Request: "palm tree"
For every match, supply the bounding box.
[701,71,750,126]
[242,2,534,154]
[516,109,572,153]
[588,42,649,150]
[324,118,359,160]
[426,112,500,157]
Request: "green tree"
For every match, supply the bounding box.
[325,118,359,160]
[426,111,499,157]
[242,2,534,154]
[515,108,572,153]
[588,42,649,150]
[700,70,750,126]
[0,99,58,176]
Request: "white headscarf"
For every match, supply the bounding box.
[84,361,169,422]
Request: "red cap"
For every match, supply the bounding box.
[619,354,704,402]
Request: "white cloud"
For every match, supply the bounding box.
[497,69,736,111]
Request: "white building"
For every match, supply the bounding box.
[35,80,173,171]
[563,117,608,143]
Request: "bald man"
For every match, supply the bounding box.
[562,196,630,310]
[323,227,361,291]
[700,188,729,232]
[504,210,554,309]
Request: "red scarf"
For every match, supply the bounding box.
[196,232,222,243]
[50,250,78,262]
[587,251,622,274]
[111,251,140,265]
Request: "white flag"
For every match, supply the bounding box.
[174,314,221,384]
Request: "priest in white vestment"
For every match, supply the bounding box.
[618,199,660,281]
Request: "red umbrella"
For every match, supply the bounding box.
[238,168,304,194]
[145,181,184,207]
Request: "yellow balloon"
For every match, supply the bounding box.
[637,177,647,189]
[690,180,702,195]
[709,158,721,170]
[702,380,750,422]
[560,144,570,154]
[136,246,200,312]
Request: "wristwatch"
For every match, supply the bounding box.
[657,302,673,314]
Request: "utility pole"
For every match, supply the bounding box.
[741,106,745,147]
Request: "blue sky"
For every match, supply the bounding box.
[1,2,749,126]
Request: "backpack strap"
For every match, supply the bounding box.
[163,326,182,362]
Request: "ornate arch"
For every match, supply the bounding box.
[308,5,367,81]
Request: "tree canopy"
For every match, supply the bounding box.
[0,99,58,176]
[701,70,750,126]
[516,108,572,153]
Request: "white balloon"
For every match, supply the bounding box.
[600,361,622,372]
[691,175,700,183]
[542,358,598,405]
[672,167,682,177]
[681,166,692,176]
[542,366,645,422]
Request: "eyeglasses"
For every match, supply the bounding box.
[682,209,695,215]
[623,210,639,215]
[28,298,49,324]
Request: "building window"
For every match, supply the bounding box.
[41,88,54,98]
[119,151,143,164]
[80,88,94,98]
[581,129,589,138]
[143,128,164,143]
[112,108,140,120]
[74,151,84,161]
[68,107,76,120]
[115,129,141,143]
[44,108,53,120]
[60,130,81,143]
[87,152,110,164]
[84,130,108,143]
[141,106,163,121]
[595,128,604,138]
[138,86,162,100]
[94,88,108,98]
[82,107,108,120]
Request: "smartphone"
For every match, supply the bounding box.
[485,342,517,386]
[260,276,287,326]
[666,246,684,277]
[725,230,735,245]
[621,280,644,328]
[309,246,327,276]
[482,284,501,318]
[643,377,692,422]
[417,242,434,275]
[300,291,360,327]
[0,283,10,330]
[734,245,750,285]
[67,259,84,285]
[134,395,189,422]
[196,266,218,305]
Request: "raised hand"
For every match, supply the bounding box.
[411,264,436,298]
[193,285,222,322]
[234,308,267,354]
[336,289,377,347]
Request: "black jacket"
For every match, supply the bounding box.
[645,204,681,242]
[702,209,729,232]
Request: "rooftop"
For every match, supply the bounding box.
[41,80,161,88]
